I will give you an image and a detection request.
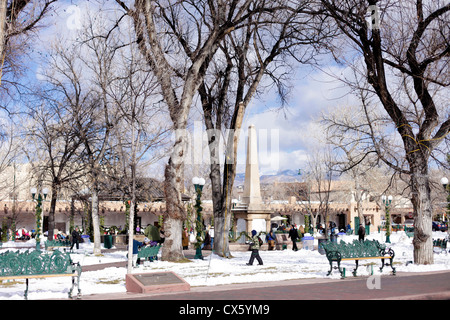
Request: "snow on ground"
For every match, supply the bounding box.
[1,231,449,300]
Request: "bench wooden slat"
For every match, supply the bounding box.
[0,273,78,281]
[341,256,393,261]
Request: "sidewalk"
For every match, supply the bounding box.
[76,252,450,300]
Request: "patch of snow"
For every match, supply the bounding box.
[0,231,448,300]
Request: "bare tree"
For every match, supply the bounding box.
[114,0,302,261]
[109,45,170,273]
[0,114,22,200]
[0,0,57,102]
[295,148,336,235]
[319,0,450,264]
[198,0,334,257]
[322,103,379,227]
[24,97,85,242]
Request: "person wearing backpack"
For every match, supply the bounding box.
[246,230,263,266]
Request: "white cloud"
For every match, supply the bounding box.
[237,64,360,174]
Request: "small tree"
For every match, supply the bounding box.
[24,93,85,242]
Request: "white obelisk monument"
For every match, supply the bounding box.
[233,125,271,236]
[242,124,263,209]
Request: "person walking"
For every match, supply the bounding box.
[289,225,299,251]
[246,230,263,266]
[358,224,366,242]
[70,227,81,252]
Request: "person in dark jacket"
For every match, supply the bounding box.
[289,225,299,251]
[247,230,263,266]
[70,227,80,252]
[266,230,276,250]
[358,224,366,241]
[130,239,144,267]
[203,232,211,250]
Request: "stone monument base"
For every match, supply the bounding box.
[126,271,190,294]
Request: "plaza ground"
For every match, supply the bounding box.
[0,230,449,300]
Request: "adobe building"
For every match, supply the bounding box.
[0,164,189,238]
[0,153,420,241]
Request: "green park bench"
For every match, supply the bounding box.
[0,249,82,300]
[433,239,448,254]
[404,226,414,238]
[322,239,396,278]
[45,239,71,251]
[138,244,161,262]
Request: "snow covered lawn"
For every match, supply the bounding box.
[1,231,449,300]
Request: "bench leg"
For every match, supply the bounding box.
[69,265,82,299]
[68,276,82,299]
[390,257,396,275]
[326,260,345,278]
[69,277,74,299]
[74,273,82,299]
[24,278,29,300]
[326,260,333,276]
[352,260,359,277]
[380,258,385,273]
[337,260,345,278]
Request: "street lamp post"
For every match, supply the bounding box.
[441,177,449,234]
[382,195,393,243]
[31,187,48,251]
[192,177,205,260]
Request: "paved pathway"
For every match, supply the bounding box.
[79,268,450,300]
[62,246,450,301]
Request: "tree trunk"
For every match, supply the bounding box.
[48,185,58,241]
[161,216,183,261]
[214,215,232,258]
[126,199,135,274]
[215,160,235,258]
[206,126,233,257]
[354,179,365,228]
[209,161,223,248]
[213,104,245,257]
[311,214,317,234]
[410,160,434,265]
[162,128,187,261]
[91,190,102,256]
[0,0,7,64]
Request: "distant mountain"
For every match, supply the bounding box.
[234,169,303,186]
[261,169,303,184]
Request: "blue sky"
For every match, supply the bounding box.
[25,0,360,177]
[237,63,359,175]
